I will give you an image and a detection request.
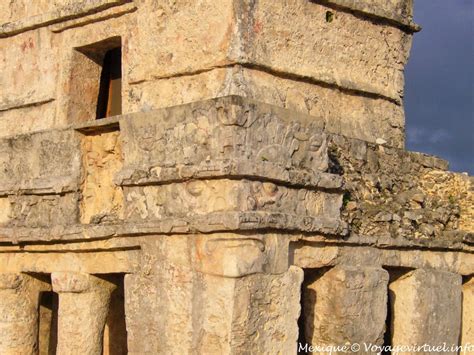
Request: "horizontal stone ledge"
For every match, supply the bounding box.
[49,2,137,33]
[298,232,473,252]
[0,0,131,38]
[0,212,348,244]
[1,221,471,254]
[314,0,420,32]
[0,179,79,196]
[116,160,342,190]
[0,95,54,112]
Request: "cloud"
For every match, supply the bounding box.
[404,0,473,175]
[407,127,451,145]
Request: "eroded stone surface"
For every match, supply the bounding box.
[124,179,341,222]
[127,66,406,147]
[2,193,78,228]
[322,0,416,27]
[119,96,328,181]
[0,129,81,194]
[239,0,412,102]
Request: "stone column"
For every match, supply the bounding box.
[389,269,462,354]
[52,272,116,355]
[462,276,474,346]
[302,266,389,354]
[0,273,50,355]
[124,234,302,354]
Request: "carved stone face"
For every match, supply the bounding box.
[193,233,290,277]
[195,236,266,277]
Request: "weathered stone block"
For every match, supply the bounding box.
[118,96,329,185]
[129,0,234,83]
[193,233,290,277]
[0,30,57,112]
[0,0,130,33]
[124,179,341,222]
[389,269,462,353]
[302,266,389,353]
[0,130,81,194]
[127,67,406,147]
[5,193,79,228]
[236,0,412,102]
[230,266,304,354]
[0,198,11,225]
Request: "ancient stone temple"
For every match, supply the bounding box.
[0,1,472,354]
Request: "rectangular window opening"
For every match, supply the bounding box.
[96,47,122,119]
[69,37,122,123]
[38,290,59,355]
[297,268,329,354]
[383,267,413,354]
[102,274,128,355]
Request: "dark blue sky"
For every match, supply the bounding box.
[405,0,474,174]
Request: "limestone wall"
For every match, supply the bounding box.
[0,97,472,353]
[0,1,472,354]
[0,0,418,146]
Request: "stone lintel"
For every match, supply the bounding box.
[293,243,474,276]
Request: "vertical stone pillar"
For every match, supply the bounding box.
[389,269,462,354]
[124,235,302,354]
[52,272,116,355]
[302,266,389,354]
[462,276,474,346]
[0,273,50,355]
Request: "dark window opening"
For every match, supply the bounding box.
[383,267,413,354]
[297,268,329,355]
[96,47,122,119]
[69,37,122,123]
[38,291,58,355]
[382,288,392,355]
[102,274,128,355]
